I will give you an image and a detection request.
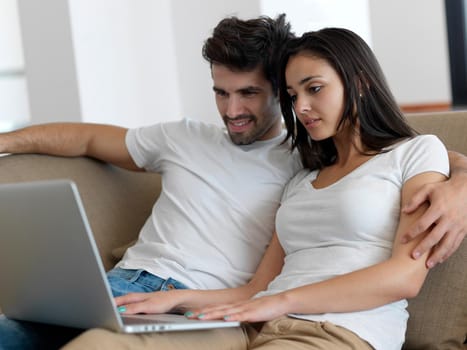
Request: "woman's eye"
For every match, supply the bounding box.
[290,95,297,103]
[310,86,321,93]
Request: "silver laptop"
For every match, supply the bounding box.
[0,179,239,333]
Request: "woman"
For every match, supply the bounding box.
[63,28,449,350]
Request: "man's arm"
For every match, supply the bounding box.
[0,123,141,171]
[402,150,467,268]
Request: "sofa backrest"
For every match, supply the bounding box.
[406,111,467,155]
[0,154,161,270]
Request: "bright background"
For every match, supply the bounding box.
[0,0,452,130]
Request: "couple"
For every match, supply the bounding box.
[0,14,466,350]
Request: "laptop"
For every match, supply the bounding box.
[0,179,240,333]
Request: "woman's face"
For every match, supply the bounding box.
[285,53,346,141]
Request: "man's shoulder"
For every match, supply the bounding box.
[136,118,224,140]
[181,118,224,135]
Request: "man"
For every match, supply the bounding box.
[0,14,466,350]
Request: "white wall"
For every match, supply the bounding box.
[369,0,451,105]
[69,0,181,127]
[0,0,29,131]
[17,0,82,124]
[14,1,453,129]
[261,0,371,43]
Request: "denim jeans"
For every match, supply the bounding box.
[107,268,188,297]
[0,268,188,350]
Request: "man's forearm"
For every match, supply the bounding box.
[0,123,140,171]
[0,123,88,156]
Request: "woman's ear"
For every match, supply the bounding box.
[356,73,370,98]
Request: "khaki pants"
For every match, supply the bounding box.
[62,317,373,350]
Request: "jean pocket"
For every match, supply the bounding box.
[107,268,143,283]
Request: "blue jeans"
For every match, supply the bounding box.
[0,268,188,350]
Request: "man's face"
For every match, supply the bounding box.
[211,64,282,145]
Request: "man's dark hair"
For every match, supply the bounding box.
[202,14,294,94]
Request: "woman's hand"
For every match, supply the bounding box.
[186,294,289,323]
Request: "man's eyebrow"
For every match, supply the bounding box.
[212,86,263,93]
[238,86,262,93]
[212,86,225,93]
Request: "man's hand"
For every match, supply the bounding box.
[402,175,467,268]
[115,290,186,315]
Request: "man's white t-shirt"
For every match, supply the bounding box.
[256,135,449,350]
[117,119,302,289]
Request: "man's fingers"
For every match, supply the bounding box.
[115,293,148,306]
[119,300,152,315]
[402,184,431,214]
[425,231,459,268]
[403,208,439,243]
[410,225,444,260]
[428,229,465,267]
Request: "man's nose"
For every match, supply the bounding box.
[226,96,246,118]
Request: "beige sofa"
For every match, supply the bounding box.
[0,111,466,349]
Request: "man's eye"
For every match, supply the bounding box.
[215,90,227,97]
[242,90,257,97]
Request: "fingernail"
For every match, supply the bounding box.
[197,314,205,319]
[118,306,127,313]
[400,237,408,244]
[413,251,421,259]
[184,311,194,317]
[427,260,435,268]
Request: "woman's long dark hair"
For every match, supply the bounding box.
[279,28,416,170]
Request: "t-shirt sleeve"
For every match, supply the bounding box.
[125,119,188,172]
[398,135,450,182]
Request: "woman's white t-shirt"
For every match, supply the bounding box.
[257,135,449,350]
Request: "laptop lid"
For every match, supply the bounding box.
[0,179,239,333]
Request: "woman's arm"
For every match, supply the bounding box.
[115,232,285,315]
[193,171,447,322]
[402,150,467,267]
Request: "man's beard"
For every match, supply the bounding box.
[223,115,259,145]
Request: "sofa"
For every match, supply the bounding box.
[0,111,466,349]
